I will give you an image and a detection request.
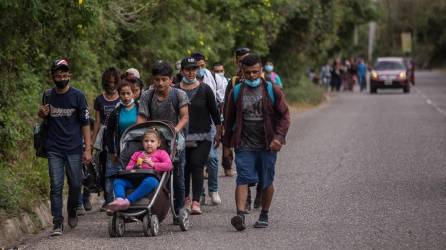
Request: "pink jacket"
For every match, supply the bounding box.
[126,150,172,172]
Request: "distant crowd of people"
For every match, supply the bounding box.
[309,57,368,92]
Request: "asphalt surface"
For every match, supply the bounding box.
[20,71,446,249]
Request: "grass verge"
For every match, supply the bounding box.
[284,79,326,109]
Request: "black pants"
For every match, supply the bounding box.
[185,141,212,202]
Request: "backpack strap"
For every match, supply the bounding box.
[147,88,156,118]
[265,81,276,105]
[42,88,52,105]
[169,87,180,113]
[232,83,242,103]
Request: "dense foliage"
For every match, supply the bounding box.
[0,0,376,214]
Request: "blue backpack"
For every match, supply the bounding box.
[233,81,276,105]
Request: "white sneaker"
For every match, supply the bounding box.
[209,192,222,205]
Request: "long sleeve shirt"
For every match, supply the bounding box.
[125,150,173,172]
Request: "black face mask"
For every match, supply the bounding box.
[54,79,69,89]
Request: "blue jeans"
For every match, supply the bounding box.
[77,187,90,207]
[47,151,82,225]
[206,125,219,193]
[234,149,277,189]
[113,177,159,203]
[173,149,186,214]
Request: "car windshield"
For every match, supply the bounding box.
[375,61,406,70]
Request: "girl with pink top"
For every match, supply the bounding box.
[107,129,172,211]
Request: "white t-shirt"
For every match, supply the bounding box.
[202,68,227,105]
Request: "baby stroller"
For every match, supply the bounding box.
[108,121,190,237]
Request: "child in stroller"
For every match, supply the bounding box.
[107,128,172,211]
[107,121,190,237]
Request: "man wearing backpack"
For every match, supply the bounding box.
[137,61,189,221]
[37,59,92,236]
[223,55,290,231]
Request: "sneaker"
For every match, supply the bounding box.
[224,168,234,177]
[83,198,92,211]
[209,192,222,205]
[231,214,246,231]
[254,211,269,228]
[190,201,202,215]
[76,206,86,216]
[68,214,78,228]
[253,220,269,228]
[51,223,63,236]
[107,198,130,211]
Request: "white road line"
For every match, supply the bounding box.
[414,86,446,118]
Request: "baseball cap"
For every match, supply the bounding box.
[235,47,250,57]
[125,68,140,79]
[51,59,70,72]
[181,57,198,69]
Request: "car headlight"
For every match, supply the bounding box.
[399,72,406,79]
[371,71,378,79]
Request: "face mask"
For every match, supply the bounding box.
[197,68,206,78]
[265,65,274,72]
[217,72,225,78]
[120,98,134,107]
[245,78,261,88]
[182,76,196,85]
[54,79,69,89]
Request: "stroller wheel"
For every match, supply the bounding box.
[179,208,190,231]
[114,215,125,237]
[149,215,159,236]
[108,214,117,237]
[142,214,151,237]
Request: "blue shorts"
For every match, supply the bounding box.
[234,149,277,189]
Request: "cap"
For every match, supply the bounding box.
[181,57,198,69]
[125,68,140,79]
[235,47,250,57]
[51,59,70,72]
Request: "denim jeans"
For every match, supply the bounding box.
[206,125,219,193]
[77,187,91,207]
[47,151,82,225]
[234,149,277,189]
[173,149,186,214]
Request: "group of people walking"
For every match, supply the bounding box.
[37,47,290,236]
[318,57,367,92]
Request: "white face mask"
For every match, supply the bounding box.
[120,98,135,107]
[217,72,225,78]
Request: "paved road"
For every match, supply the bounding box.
[21,71,446,249]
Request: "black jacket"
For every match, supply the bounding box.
[104,102,139,155]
